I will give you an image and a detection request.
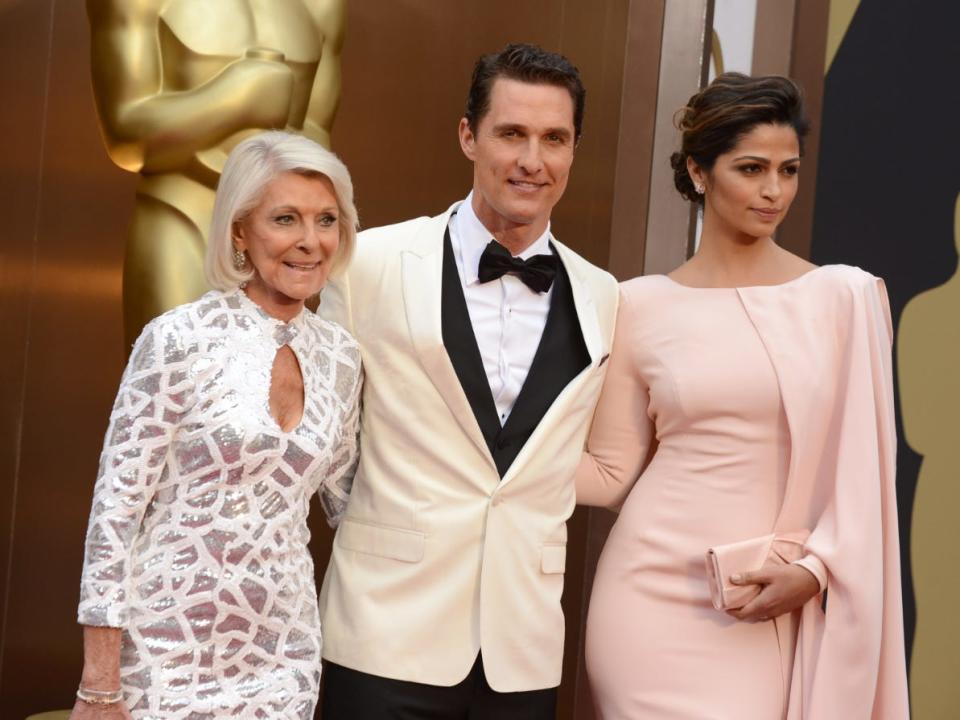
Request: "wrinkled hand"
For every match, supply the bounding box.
[69,698,132,720]
[726,563,820,622]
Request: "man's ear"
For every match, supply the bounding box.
[458,117,477,161]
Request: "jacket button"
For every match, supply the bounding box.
[491,495,503,506]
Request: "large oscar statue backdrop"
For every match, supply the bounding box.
[87,0,345,346]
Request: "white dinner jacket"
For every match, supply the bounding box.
[317,202,619,692]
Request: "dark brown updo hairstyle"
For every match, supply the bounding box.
[670,73,810,204]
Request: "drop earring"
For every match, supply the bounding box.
[233,247,246,270]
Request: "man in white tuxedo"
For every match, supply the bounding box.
[318,43,619,718]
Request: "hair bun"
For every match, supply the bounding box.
[670,150,698,203]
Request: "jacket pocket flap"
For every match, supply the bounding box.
[337,519,425,562]
[541,544,567,574]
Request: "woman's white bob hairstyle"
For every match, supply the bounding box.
[205,131,358,291]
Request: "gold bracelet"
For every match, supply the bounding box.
[76,685,123,705]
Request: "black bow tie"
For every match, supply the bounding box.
[477,240,558,293]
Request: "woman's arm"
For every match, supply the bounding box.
[575,288,656,510]
[318,337,362,526]
[730,275,897,626]
[80,626,122,689]
[69,627,131,719]
[74,317,193,712]
[78,317,191,627]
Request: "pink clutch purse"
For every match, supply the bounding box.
[705,531,809,610]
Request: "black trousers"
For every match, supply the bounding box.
[321,654,558,719]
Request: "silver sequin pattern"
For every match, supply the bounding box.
[78,289,361,719]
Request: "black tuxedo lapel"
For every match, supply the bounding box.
[494,252,590,475]
[441,223,591,478]
[441,227,502,451]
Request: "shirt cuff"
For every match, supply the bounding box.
[792,554,827,593]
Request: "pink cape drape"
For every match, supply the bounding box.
[739,266,909,719]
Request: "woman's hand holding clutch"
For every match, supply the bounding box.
[705,530,822,621]
[725,564,820,622]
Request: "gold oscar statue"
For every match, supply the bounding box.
[87,0,345,346]
[899,192,960,718]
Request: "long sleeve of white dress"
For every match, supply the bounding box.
[79,310,197,627]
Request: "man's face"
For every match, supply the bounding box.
[459,78,576,238]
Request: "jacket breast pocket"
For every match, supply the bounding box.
[337,519,425,563]
[540,543,567,574]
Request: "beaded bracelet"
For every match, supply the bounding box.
[77,685,123,705]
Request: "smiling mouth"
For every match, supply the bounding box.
[508,179,547,191]
[284,261,320,271]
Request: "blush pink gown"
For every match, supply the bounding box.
[577,268,909,720]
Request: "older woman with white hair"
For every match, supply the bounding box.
[71,131,362,720]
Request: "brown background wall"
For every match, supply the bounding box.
[0,1,132,715]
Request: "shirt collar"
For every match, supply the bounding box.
[454,191,553,285]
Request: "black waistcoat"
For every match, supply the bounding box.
[441,226,591,478]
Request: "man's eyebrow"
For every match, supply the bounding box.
[490,123,572,138]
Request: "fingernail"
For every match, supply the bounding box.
[731,573,742,583]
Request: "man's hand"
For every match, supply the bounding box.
[726,563,820,622]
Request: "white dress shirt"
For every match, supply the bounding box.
[449,193,554,425]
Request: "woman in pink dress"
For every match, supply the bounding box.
[577,74,909,719]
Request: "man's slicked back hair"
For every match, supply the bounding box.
[465,43,586,142]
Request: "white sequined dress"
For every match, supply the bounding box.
[78,289,362,719]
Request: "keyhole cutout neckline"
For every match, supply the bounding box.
[234,287,309,434]
[269,344,306,433]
